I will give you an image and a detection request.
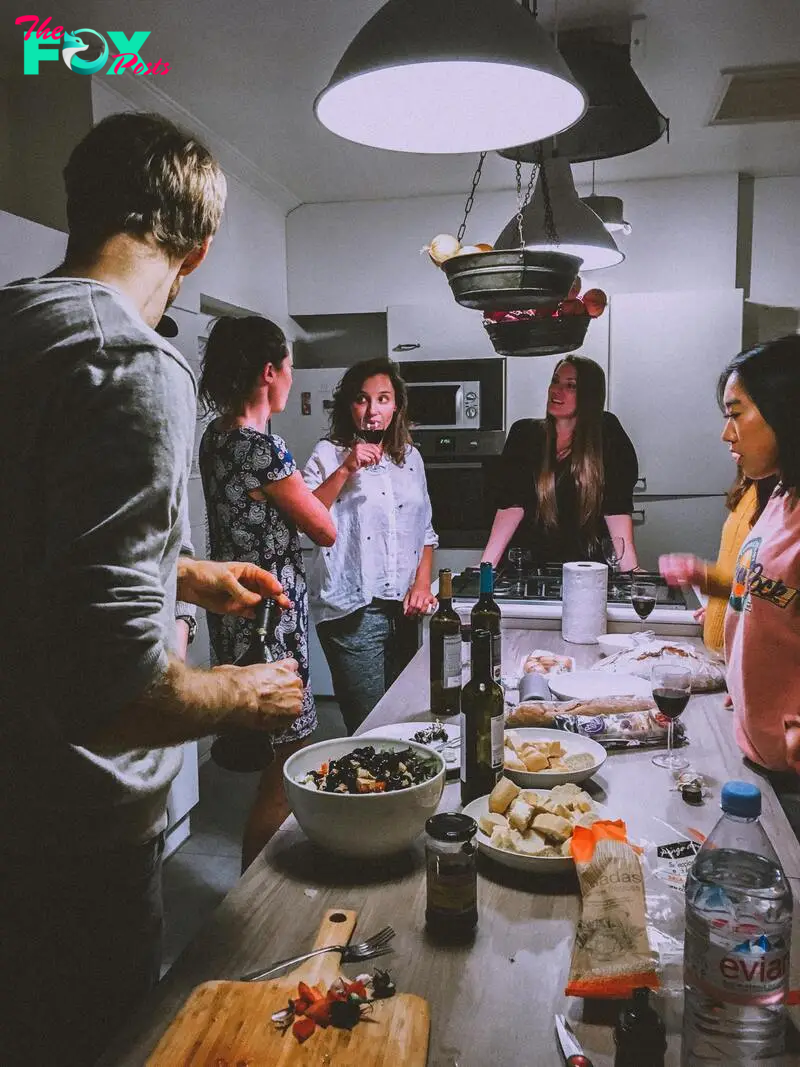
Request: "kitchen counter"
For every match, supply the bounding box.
[102,629,800,1067]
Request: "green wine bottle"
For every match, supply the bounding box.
[210,598,278,773]
[460,629,504,805]
[471,562,502,683]
[430,569,462,718]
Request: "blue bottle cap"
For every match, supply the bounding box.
[721,780,761,818]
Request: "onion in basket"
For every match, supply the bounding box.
[423,233,461,265]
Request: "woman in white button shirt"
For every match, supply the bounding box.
[303,359,438,733]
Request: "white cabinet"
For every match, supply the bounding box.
[628,496,728,571]
[505,313,610,428]
[609,290,744,496]
[387,302,496,361]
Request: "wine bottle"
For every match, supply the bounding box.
[471,562,502,684]
[210,598,280,773]
[429,569,462,718]
[460,629,504,805]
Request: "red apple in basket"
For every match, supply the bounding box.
[583,288,608,317]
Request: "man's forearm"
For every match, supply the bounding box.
[84,656,250,753]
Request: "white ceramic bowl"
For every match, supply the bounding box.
[283,737,445,858]
[502,727,607,787]
[596,633,635,656]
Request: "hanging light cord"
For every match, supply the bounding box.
[457,152,487,243]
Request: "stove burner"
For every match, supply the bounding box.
[452,564,689,610]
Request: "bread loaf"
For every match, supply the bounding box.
[507,695,654,726]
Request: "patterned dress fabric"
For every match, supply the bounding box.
[199,424,316,744]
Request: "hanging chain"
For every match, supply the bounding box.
[537,146,559,245]
[515,159,539,249]
[457,152,487,243]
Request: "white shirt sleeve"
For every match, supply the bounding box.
[302,440,329,490]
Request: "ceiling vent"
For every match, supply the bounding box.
[709,64,800,125]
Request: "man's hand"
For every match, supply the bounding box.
[403,583,437,617]
[214,659,304,731]
[785,716,800,771]
[177,558,291,615]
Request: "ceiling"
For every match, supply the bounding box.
[4,0,800,206]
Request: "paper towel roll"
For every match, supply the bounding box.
[561,561,608,645]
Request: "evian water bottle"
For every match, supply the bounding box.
[682,781,792,1065]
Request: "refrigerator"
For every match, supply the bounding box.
[270,368,347,696]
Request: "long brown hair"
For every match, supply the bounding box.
[536,356,606,531]
[726,468,778,527]
[328,358,412,466]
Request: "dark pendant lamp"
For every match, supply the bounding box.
[580,162,631,234]
[495,155,624,271]
[498,37,668,165]
[314,0,587,154]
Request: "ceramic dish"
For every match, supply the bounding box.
[596,633,636,657]
[548,670,651,701]
[360,721,460,772]
[462,790,608,874]
[502,727,607,787]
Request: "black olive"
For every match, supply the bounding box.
[329,998,362,1029]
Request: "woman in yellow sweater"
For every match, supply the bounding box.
[659,472,777,652]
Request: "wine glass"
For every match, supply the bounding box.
[355,416,384,471]
[630,580,657,631]
[507,546,527,596]
[600,535,625,573]
[651,664,691,771]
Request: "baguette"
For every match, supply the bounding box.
[507,695,654,726]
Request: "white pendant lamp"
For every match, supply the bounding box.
[496,156,624,270]
[315,0,587,154]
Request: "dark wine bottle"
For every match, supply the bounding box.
[471,562,502,683]
[430,569,462,718]
[614,988,666,1067]
[460,629,504,806]
[210,598,279,773]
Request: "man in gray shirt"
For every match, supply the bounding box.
[0,112,302,1066]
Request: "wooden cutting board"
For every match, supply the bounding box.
[147,908,430,1066]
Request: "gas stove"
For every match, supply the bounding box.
[451,564,691,610]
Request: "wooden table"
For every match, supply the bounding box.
[104,629,800,1066]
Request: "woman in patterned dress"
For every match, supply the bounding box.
[198,316,335,869]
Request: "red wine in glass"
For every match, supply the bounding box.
[651,664,691,771]
[653,687,690,720]
[360,428,384,445]
[632,594,656,619]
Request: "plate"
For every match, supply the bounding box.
[548,670,651,701]
[462,790,607,874]
[360,721,460,772]
[502,727,606,787]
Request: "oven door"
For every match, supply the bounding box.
[406,381,480,430]
[424,459,498,549]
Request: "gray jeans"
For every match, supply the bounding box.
[0,834,164,1066]
[317,599,419,734]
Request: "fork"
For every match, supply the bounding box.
[239,925,395,982]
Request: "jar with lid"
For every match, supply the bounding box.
[425,812,478,941]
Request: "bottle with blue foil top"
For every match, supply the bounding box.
[682,781,793,1065]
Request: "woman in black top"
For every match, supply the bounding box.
[482,356,640,569]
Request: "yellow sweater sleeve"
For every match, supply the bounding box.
[703,485,758,653]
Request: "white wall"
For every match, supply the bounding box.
[91,81,290,326]
[0,211,67,283]
[750,177,800,310]
[286,174,739,315]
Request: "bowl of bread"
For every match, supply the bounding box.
[503,728,606,786]
[462,776,605,873]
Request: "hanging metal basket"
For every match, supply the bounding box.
[483,313,590,357]
[441,249,581,312]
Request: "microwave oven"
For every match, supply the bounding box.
[405,380,480,431]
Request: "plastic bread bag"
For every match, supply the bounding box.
[565,820,659,999]
[590,639,726,692]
